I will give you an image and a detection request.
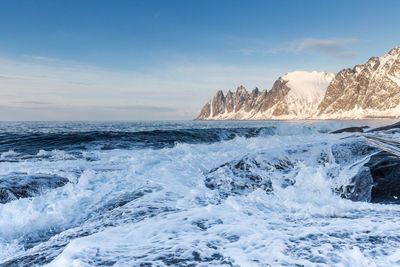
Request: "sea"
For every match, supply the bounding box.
[0,120,400,266]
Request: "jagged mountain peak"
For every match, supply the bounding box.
[367,56,379,63]
[196,70,334,120]
[236,85,246,91]
[196,46,400,120]
[235,85,249,97]
[215,90,224,98]
[388,46,400,56]
[317,46,400,118]
[250,87,259,96]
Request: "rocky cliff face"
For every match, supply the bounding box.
[317,46,400,118]
[196,71,334,120]
[196,46,400,120]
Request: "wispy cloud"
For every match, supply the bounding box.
[236,49,256,56]
[234,38,361,58]
[101,105,176,112]
[0,74,30,80]
[289,38,360,57]
[23,54,61,62]
[18,101,53,105]
[0,55,281,120]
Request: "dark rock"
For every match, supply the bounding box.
[341,151,400,203]
[0,173,69,204]
[337,167,373,202]
[365,151,400,203]
[330,126,369,134]
[367,121,400,133]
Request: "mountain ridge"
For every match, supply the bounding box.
[196,46,400,120]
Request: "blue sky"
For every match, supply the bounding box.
[0,0,399,120]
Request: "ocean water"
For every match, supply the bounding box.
[0,120,400,266]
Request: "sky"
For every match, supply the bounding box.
[0,0,399,121]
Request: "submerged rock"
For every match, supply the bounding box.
[204,154,301,199]
[0,173,69,204]
[329,120,400,134]
[205,157,273,199]
[330,126,369,134]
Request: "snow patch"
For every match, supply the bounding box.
[388,74,400,87]
[282,71,335,103]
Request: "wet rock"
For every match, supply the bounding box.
[205,157,273,199]
[367,121,400,133]
[331,140,377,165]
[0,173,69,204]
[330,126,369,134]
[204,154,300,198]
[365,151,400,203]
[337,167,373,202]
[341,151,400,203]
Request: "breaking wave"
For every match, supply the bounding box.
[0,120,399,266]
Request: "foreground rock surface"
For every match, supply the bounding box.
[366,151,400,203]
[341,151,400,203]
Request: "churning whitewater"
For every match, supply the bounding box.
[1,121,400,266]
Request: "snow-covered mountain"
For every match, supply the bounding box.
[196,71,335,120]
[317,46,400,118]
[196,46,400,120]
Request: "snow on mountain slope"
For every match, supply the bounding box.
[283,71,334,103]
[196,71,334,120]
[196,46,400,120]
[278,71,335,118]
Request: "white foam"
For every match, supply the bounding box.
[0,121,399,266]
